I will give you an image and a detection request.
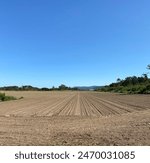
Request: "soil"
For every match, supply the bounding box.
[0,91,149,145]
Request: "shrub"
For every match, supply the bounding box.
[0,93,17,101]
[0,93,5,101]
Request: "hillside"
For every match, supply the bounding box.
[96,75,150,94]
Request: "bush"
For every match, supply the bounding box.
[139,84,150,94]
[0,93,5,101]
[0,93,17,101]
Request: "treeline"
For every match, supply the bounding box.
[96,65,150,94]
[0,84,78,91]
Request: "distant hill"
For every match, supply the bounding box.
[75,86,103,91]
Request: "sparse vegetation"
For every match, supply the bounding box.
[0,93,17,101]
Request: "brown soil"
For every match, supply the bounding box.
[0,91,150,145]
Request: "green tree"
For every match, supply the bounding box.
[142,73,148,81]
[147,64,150,70]
[117,78,121,83]
[59,84,68,90]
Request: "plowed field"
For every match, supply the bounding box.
[0,91,150,145]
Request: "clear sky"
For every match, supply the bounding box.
[0,0,150,87]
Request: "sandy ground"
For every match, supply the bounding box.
[0,91,150,145]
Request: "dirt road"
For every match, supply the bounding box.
[0,91,150,145]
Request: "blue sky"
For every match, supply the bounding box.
[0,0,150,87]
